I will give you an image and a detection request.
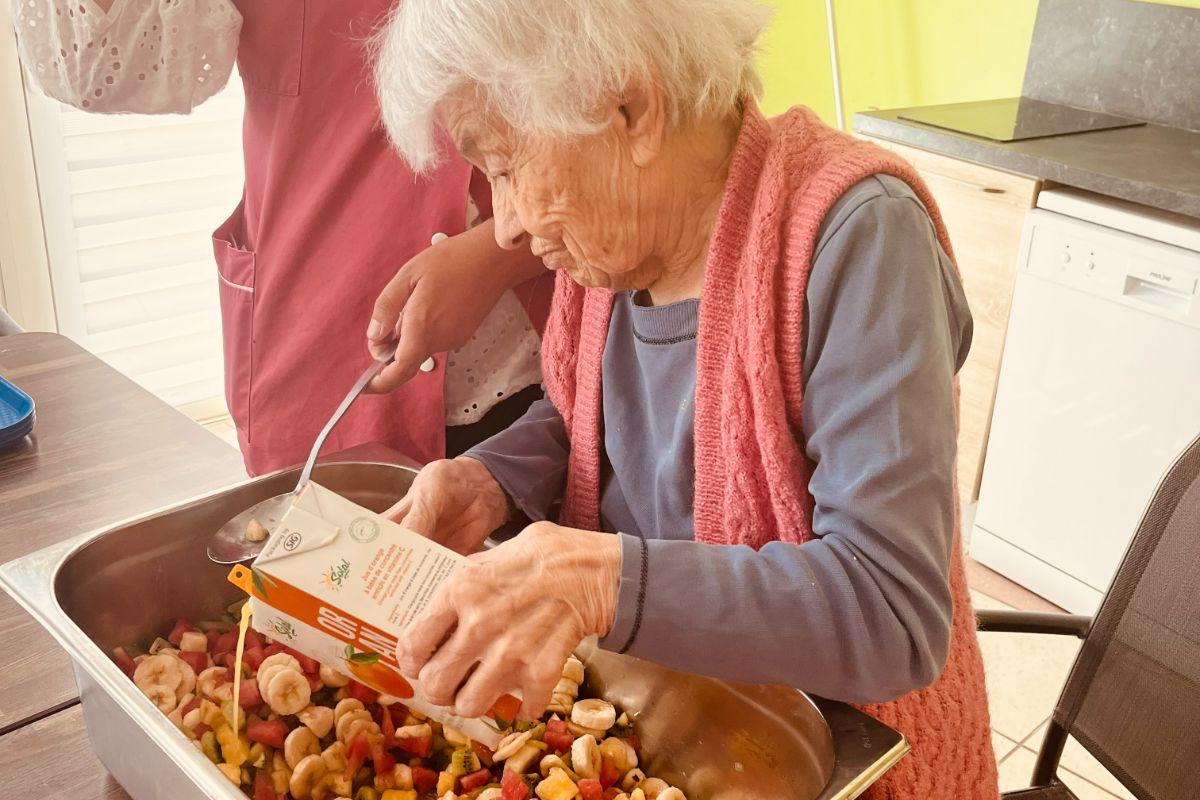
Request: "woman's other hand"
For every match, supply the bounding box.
[365,219,543,393]
[384,457,511,554]
[395,522,620,721]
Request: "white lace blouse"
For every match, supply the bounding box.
[12,0,541,426]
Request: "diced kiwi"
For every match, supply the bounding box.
[200,731,220,764]
[354,789,381,800]
[448,747,480,776]
[197,619,234,633]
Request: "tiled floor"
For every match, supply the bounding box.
[200,416,1134,797]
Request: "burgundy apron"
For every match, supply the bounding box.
[215,0,473,475]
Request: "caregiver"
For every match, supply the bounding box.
[11,0,553,474]
[375,0,998,796]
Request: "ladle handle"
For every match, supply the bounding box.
[294,344,397,495]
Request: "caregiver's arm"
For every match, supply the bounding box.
[11,0,241,113]
[367,217,548,392]
[604,176,972,704]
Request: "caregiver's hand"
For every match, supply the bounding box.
[365,219,544,393]
[383,457,511,555]
[396,522,621,720]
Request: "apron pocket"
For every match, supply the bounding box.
[213,230,255,440]
[235,0,305,96]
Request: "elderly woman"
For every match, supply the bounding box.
[375,1,997,796]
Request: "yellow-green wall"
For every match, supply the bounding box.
[758,0,1200,126]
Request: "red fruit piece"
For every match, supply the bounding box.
[205,630,221,653]
[602,789,624,800]
[345,733,370,781]
[244,629,266,651]
[281,645,320,674]
[472,739,495,767]
[460,768,493,792]
[305,673,322,694]
[599,761,622,788]
[112,647,137,678]
[167,618,195,646]
[370,737,395,773]
[237,678,262,709]
[578,778,603,800]
[412,766,439,795]
[263,643,287,658]
[179,650,207,674]
[544,728,575,754]
[345,680,379,705]
[181,696,201,718]
[395,734,432,758]
[252,769,278,800]
[246,718,290,749]
[242,646,266,671]
[501,769,531,800]
[215,631,238,654]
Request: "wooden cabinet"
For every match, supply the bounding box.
[861,136,1041,506]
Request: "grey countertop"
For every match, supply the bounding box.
[854,107,1200,220]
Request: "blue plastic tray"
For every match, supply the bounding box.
[0,375,35,451]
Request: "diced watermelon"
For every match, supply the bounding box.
[246,718,290,749]
[193,722,211,738]
[345,680,379,705]
[181,696,202,718]
[578,778,603,800]
[501,769,530,800]
[242,646,266,671]
[412,766,439,795]
[380,702,396,745]
[472,739,495,767]
[305,673,322,694]
[215,631,239,654]
[205,629,221,652]
[281,645,320,674]
[112,646,137,677]
[264,643,287,658]
[546,719,569,735]
[252,769,278,800]
[599,761,622,788]
[369,737,395,773]
[460,768,493,792]
[238,678,263,709]
[544,728,575,754]
[179,650,207,674]
[244,628,266,651]
[395,734,432,759]
[167,618,196,646]
[602,789,624,800]
[344,733,370,781]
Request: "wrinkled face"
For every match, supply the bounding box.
[440,91,658,291]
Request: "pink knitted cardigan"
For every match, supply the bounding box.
[541,101,999,798]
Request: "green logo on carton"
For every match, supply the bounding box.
[267,617,297,641]
[322,558,351,592]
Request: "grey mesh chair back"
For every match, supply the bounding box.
[1033,432,1200,799]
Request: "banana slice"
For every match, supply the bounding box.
[197,666,228,699]
[561,656,585,685]
[393,722,432,741]
[266,669,312,716]
[172,655,197,700]
[493,729,533,761]
[256,663,291,696]
[571,699,616,732]
[478,789,504,800]
[442,724,470,747]
[259,652,302,674]
[657,789,686,800]
[134,653,185,694]
[319,664,350,688]
[335,708,375,743]
[629,790,647,800]
[284,726,320,770]
[600,737,638,773]
[142,683,178,713]
[553,678,580,698]
[640,778,669,798]
[622,769,647,792]
[546,692,575,715]
[539,754,573,779]
[288,753,326,800]
[321,741,348,773]
[333,698,365,724]
[297,704,335,739]
[570,734,601,780]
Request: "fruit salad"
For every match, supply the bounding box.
[112,600,688,800]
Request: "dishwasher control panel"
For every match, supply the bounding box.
[1023,207,1200,328]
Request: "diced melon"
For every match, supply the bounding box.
[536,767,580,800]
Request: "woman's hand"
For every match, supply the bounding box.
[365,219,544,393]
[384,457,511,555]
[396,522,621,720]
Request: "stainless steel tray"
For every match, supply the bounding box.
[1,461,906,799]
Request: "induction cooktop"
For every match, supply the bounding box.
[898,97,1145,143]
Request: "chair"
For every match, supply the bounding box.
[977,432,1200,800]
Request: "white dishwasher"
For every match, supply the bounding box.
[971,187,1200,614]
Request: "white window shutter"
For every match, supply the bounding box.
[23,74,245,414]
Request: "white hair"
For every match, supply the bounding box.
[372,0,773,172]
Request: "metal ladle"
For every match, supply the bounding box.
[206,344,402,564]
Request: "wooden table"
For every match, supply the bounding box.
[0,333,247,796]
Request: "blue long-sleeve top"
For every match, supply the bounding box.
[466,175,973,704]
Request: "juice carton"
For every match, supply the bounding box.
[227,481,518,746]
